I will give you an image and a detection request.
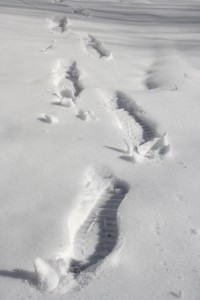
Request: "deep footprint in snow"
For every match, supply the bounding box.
[65,62,84,99]
[103,90,170,161]
[71,184,129,273]
[67,167,129,275]
[33,167,129,291]
[49,16,69,33]
[82,35,112,60]
[52,60,84,104]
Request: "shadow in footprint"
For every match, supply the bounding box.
[104,146,125,154]
[38,117,51,123]
[37,114,58,124]
[0,269,37,286]
[119,155,134,162]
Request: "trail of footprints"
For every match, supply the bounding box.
[39,15,71,123]
[40,15,111,122]
[34,8,171,293]
[39,10,113,122]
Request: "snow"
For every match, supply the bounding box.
[1,0,200,299]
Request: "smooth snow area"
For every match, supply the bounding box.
[1,0,200,299]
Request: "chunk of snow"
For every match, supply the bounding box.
[33,257,59,291]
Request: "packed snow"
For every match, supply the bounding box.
[1,0,200,299]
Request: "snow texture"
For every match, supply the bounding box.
[0,0,200,299]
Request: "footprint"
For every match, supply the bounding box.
[102,90,170,161]
[33,167,129,291]
[67,167,129,274]
[82,35,112,60]
[48,16,69,33]
[65,61,84,99]
[52,60,84,103]
[38,113,58,124]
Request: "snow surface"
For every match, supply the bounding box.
[1,0,200,299]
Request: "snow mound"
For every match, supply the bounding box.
[146,52,194,90]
